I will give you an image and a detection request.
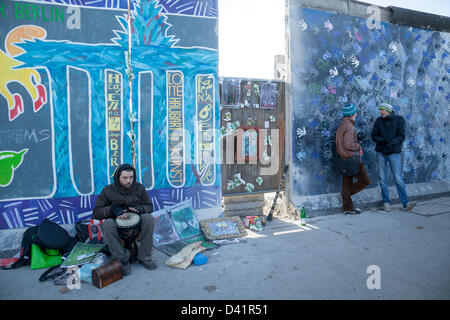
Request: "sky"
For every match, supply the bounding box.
[218,0,450,80]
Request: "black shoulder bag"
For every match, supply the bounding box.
[336,154,360,177]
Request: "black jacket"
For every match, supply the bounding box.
[371,113,406,155]
[93,164,153,219]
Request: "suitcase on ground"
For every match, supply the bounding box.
[91,259,123,288]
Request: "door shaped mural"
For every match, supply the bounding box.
[220,78,286,195]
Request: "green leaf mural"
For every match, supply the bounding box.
[0,149,28,187]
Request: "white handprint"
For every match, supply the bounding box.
[389,42,397,52]
[351,56,360,68]
[297,19,307,31]
[329,67,338,77]
[407,77,415,87]
[324,20,333,31]
[297,126,307,139]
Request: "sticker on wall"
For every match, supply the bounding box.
[224,112,232,121]
[220,78,240,107]
[245,183,254,192]
[260,82,278,109]
[255,177,263,185]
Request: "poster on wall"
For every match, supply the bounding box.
[0,0,221,230]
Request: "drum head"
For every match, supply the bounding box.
[116,212,141,228]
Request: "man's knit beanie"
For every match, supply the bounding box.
[342,104,357,116]
[378,102,393,113]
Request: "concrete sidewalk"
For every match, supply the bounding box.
[1,196,449,300]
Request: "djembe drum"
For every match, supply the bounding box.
[115,212,141,254]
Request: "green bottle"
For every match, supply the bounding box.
[300,206,306,226]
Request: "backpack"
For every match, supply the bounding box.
[75,219,104,243]
[2,226,39,269]
[3,219,78,270]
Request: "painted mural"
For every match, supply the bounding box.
[288,3,450,199]
[0,0,220,229]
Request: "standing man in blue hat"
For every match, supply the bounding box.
[336,104,370,214]
[371,102,417,212]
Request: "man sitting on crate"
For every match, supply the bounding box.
[93,163,157,275]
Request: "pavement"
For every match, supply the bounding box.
[0,196,449,300]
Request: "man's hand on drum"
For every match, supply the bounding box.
[127,206,145,214]
[111,204,129,219]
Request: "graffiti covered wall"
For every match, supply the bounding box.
[288,3,450,202]
[0,0,220,229]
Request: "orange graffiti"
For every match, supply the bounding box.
[0,25,47,121]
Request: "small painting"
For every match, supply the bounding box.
[152,209,180,246]
[200,216,247,240]
[168,200,202,240]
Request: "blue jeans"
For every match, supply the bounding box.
[377,152,409,208]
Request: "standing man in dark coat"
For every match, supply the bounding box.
[371,102,417,212]
[93,163,157,275]
[336,104,370,214]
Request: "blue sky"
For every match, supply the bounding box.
[218,0,450,79]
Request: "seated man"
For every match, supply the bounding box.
[93,163,157,275]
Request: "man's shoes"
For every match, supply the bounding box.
[406,201,418,210]
[139,259,157,270]
[121,260,132,276]
[383,202,391,212]
[344,208,362,215]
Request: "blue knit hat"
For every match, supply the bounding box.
[342,104,357,116]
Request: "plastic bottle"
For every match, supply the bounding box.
[300,206,306,226]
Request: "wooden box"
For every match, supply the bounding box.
[91,259,123,289]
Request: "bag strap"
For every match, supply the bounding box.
[42,247,62,256]
[1,257,27,270]
[39,265,65,282]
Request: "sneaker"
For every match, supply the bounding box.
[406,201,418,210]
[344,208,361,215]
[121,261,132,276]
[139,259,157,270]
[383,202,391,212]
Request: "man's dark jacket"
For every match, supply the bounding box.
[93,164,153,219]
[371,113,406,155]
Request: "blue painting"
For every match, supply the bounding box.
[288,3,450,199]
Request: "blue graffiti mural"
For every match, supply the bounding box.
[0,0,220,229]
[288,4,450,198]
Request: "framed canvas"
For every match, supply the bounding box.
[152,209,180,246]
[167,200,202,240]
[200,216,247,240]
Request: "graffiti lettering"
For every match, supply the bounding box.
[105,70,122,182]
[13,3,64,22]
[0,128,50,144]
[167,70,185,187]
[196,74,215,185]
